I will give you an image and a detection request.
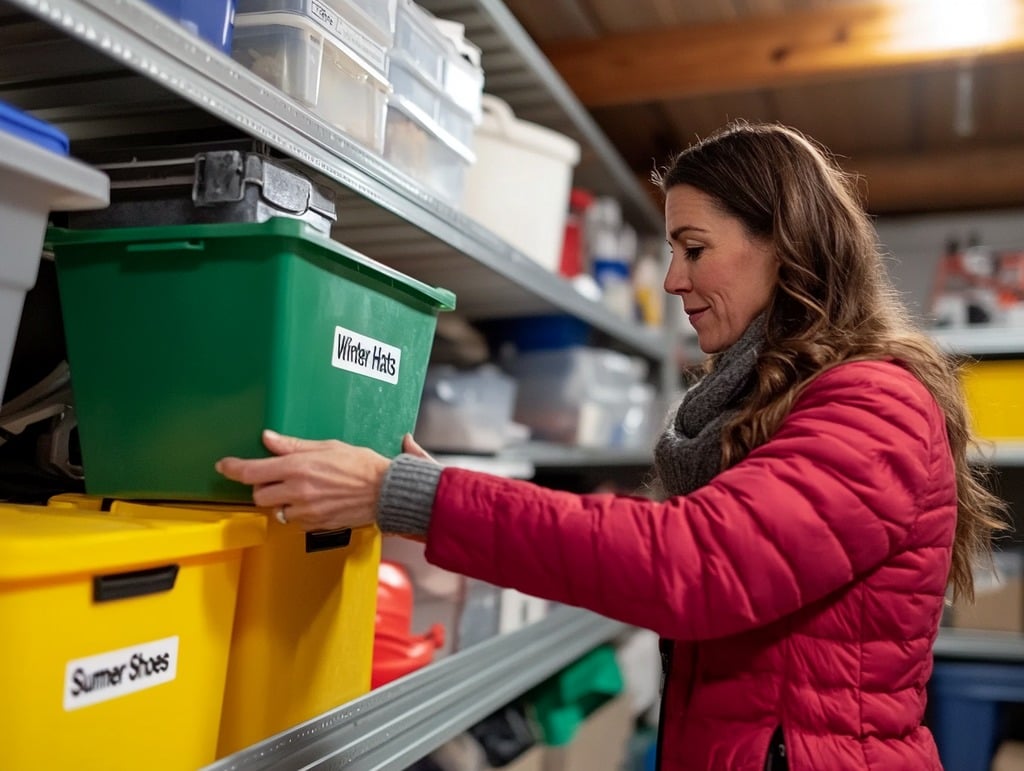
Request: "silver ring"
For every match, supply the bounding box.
[275,507,288,525]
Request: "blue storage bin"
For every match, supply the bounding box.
[929,661,1024,771]
[0,101,68,155]
[144,0,236,52]
[490,315,591,353]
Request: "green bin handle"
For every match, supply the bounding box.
[125,240,205,253]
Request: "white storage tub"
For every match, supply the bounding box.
[232,11,389,152]
[234,0,394,73]
[0,116,108,402]
[461,96,581,272]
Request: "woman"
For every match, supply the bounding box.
[217,122,1006,770]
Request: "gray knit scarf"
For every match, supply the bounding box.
[653,314,766,497]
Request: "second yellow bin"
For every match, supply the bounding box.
[217,514,382,756]
[962,359,1024,440]
[0,497,265,771]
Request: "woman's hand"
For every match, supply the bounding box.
[215,429,393,532]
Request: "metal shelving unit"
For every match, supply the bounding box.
[202,607,626,771]
[416,0,663,234]
[935,628,1024,662]
[971,441,1024,468]
[511,441,653,470]
[931,326,1024,357]
[0,0,667,360]
[1,2,658,768]
[435,442,654,480]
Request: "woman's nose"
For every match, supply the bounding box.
[664,257,692,295]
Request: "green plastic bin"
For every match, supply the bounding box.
[528,644,624,746]
[49,218,455,501]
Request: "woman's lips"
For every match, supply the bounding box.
[686,307,709,325]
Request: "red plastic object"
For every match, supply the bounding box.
[559,188,594,278]
[372,560,444,689]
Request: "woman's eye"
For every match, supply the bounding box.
[685,246,704,261]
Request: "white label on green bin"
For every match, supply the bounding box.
[63,636,179,711]
[332,325,401,385]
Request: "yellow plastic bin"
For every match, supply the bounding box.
[962,360,1024,440]
[217,514,382,756]
[0,496,265,771]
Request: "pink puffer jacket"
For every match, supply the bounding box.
[424,360,956,770]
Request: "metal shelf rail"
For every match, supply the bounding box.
[931,326,1024,357]
[934,628,1024,663]
[970,441,1024,468]
[0,0,667,360]
[203,607,626,771]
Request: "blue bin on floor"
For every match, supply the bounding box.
[929,661,1024,771]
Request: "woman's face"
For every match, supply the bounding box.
[664,184,780,353]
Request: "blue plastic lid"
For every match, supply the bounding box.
[0,100,69,155]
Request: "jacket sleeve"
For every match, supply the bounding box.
[423,360,952,641]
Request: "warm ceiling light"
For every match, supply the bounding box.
[895,0,1016,52]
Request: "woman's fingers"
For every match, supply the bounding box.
[402,433,436,462]
[217,431,392,532]
[216,454,295,486]
[262,429,342,456]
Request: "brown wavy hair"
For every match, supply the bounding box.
[654,121,1006,601]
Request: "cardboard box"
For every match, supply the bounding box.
[993,740,1024,771]
[951,552,1024,634]
[542,695,633,771]
[502,746,545,771]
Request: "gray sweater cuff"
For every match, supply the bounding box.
[378,454,443,537]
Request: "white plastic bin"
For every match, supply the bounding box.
[461,96,581,272]
[0,118,108,402]
[232,11,389,151]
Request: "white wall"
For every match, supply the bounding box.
[873,207,1024,321]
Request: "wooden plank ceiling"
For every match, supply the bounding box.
[503,0,1024,215]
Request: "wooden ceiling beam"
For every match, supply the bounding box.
[634,145,1024,216]
[545,1,1024,107]
[846,145,1024,214]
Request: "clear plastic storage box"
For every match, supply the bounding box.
[234,0,393,73]
[432,17,485,121]
[385,94,474,205]
[415,364,518,454]
[508,346,655,449]
[389,52,476,150]
[395,1,483,121]
[395,0,447,89]
[232,11,389,152]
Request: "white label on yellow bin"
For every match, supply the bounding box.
[63,636,179,711]
[332,326,401,385]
